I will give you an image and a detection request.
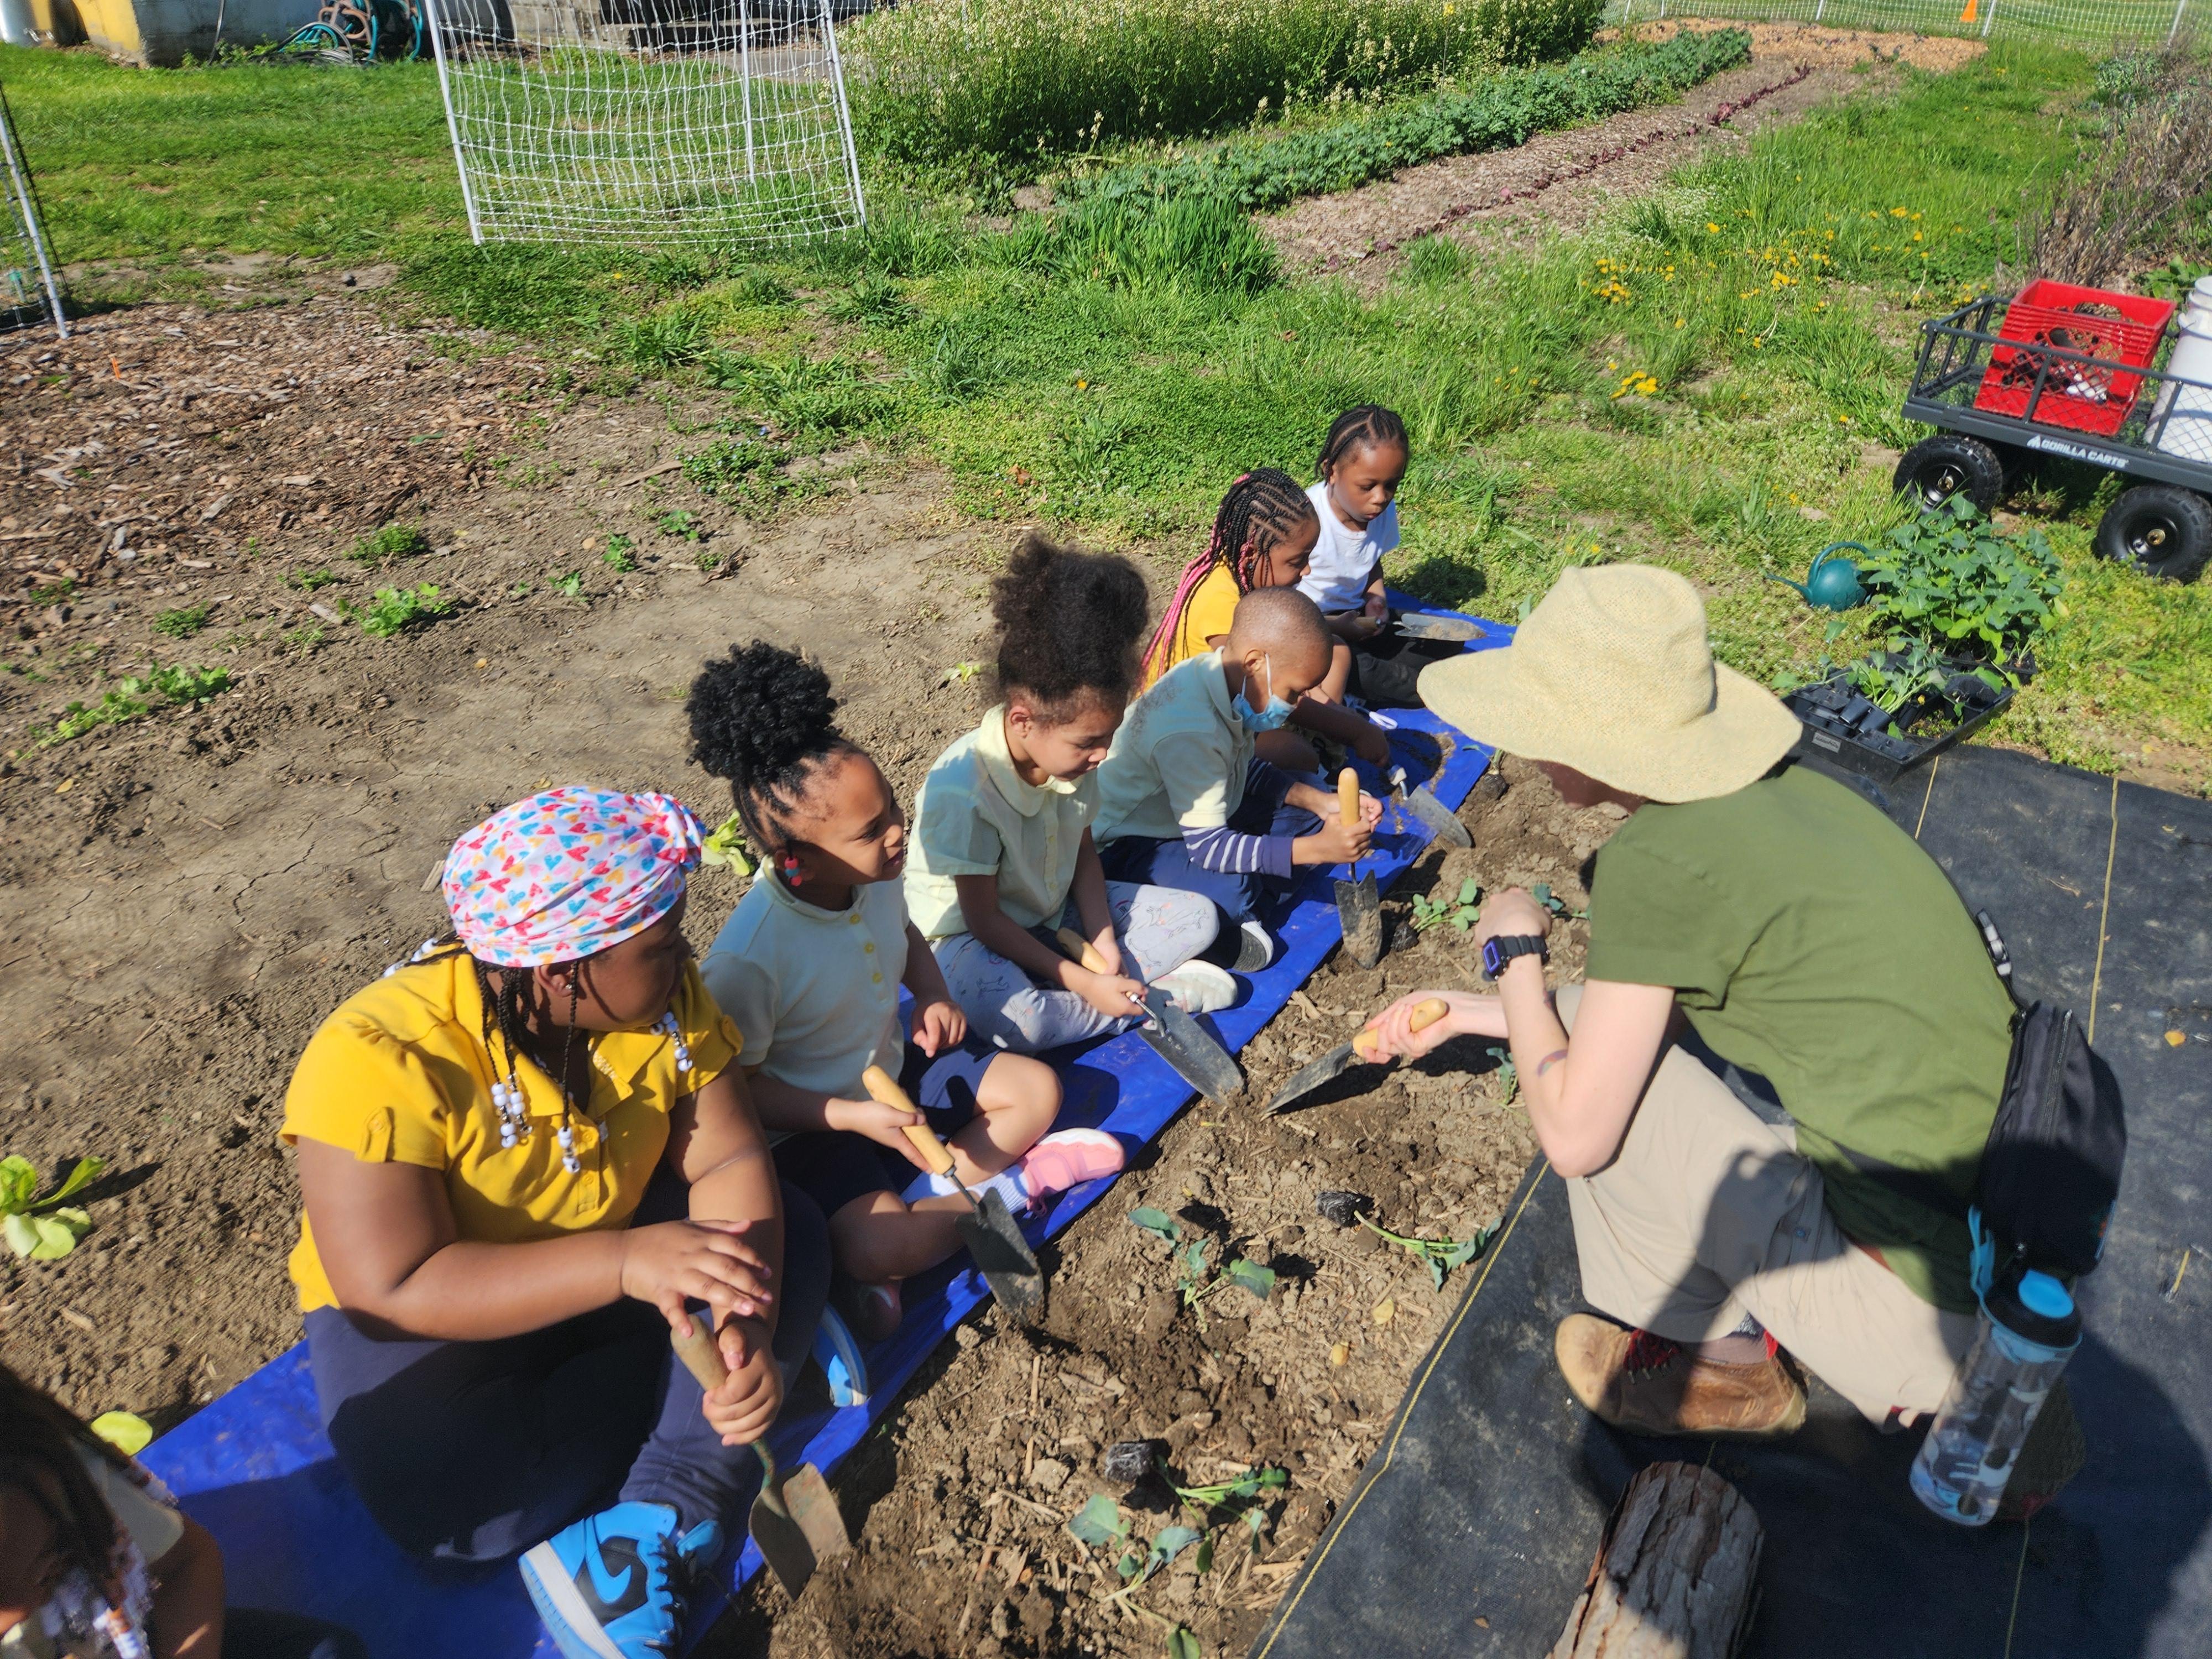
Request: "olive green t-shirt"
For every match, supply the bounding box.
[1585,764,2012,1312]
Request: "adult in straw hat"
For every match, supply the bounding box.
[1365,567,2072,1496]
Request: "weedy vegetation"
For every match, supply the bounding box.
[359,583,451,637]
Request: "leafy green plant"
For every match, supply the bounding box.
[1530,881,1583,919]
[681,439,810,515]
[553,571,586,601]
[1861,496,2063,675]
[656,509,702,541]
[29,577,75,605]
[347,521,432,564]
[1317,1191,1495,1290]
[1129,1207,1275,1327]
[153,603,212,638]
[359,583,451,638]
[828,274,914,327]
[35,666,231,744]
[1411,876,1481,932]
[1848,639,1954,713]
[602,533,638,572]
[2,1154,102,1260]
[702,811,756,878]
[1060,31,1748,215]
[285,568,338,591]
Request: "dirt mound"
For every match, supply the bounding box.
[1614,17,1990,72]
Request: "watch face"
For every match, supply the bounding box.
[1480,938,1505,977]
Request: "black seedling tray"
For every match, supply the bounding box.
[1786,660,2015,784]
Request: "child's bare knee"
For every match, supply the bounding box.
[982,1053,1060,1115]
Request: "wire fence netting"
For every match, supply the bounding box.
[1604,0,2203,48]
[422,0,866,248]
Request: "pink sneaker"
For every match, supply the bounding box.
[1016,1129,1125,1204]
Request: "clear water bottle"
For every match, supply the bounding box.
[1911,1261,2081,1526]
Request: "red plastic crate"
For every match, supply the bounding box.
[1973,279,2176,437]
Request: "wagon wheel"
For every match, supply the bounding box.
[2094,484,2212,584]
[1893,434,2009,514]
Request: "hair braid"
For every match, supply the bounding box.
[1140,468,1316,684]
[1,1362,148,1647]
[1316,405,1408,481]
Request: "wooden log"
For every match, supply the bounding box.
[1548,1461,1764,1659]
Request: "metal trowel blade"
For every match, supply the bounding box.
[1139,987,1243,1103]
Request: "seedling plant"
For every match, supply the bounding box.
[702,812,756,878]
[2,1154,102,1260]
[360,584,451,638]
[1315,1190,1496,1290]
[1068,1452,1288,1655]
[1410,877,1480,932]
[347,521,431,565]
[602,534,638,572]
[1857,499,2063,687]
[35,666,231,745]
[1127,1207,1274,1329]
[153,603,211,639]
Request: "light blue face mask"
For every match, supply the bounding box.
[1233,653,1296,733]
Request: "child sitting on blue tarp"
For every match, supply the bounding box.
[905,535,1234,1053]
[688,641,1120,1345]
[278,788,825,1659]
[1096,586,1382,970]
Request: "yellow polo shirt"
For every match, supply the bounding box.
[905,706,1096,941]
[1093,650,1255,844]
[701,875,907,1100]
[279,954,739,1314]
[1143,564,1239,690]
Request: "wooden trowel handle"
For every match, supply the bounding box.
[1337,768,1361,828]
[1054,927,1112,975]
[862,1063,956,1176]
[671,1319,729,1389]
[1352,997,1449,1063]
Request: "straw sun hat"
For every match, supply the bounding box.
[1416,565,1801,804]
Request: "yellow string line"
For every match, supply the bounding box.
[2086,773,2119,1045]
[2001,1515,2033,1658]
[1913,754,1942,841]
[1251,1164,1551,1658]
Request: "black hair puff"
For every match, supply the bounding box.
[686,640,857,851]
[989,534,1150,714]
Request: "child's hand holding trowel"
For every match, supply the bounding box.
[1053,926,1148,1018]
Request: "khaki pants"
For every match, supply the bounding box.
[1556,985,1976,1424]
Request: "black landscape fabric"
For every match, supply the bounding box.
[1251,747,2212,1659]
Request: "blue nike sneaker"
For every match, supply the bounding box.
[519,1501,722,1659]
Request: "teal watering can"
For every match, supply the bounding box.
[1766,542,1868,611]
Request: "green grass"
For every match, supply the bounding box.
[0,45,456,289]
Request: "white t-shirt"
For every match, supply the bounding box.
[1,1449,181,1659]
[1297,480,1397,614]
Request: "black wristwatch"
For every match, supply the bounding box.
[1480,933,1548,980]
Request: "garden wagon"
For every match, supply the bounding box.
[1892,281,2212,584]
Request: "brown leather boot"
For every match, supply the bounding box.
[1554,1314,1807,1438]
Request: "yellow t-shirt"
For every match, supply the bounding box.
[279,954,740,1314]
[1093,650,1256,844]
[700,875,908,1100]
[1144,564,1240,690]
[904,706,1098,941]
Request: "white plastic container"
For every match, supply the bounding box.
[2156,309,2212,465]
[0,0,34,45]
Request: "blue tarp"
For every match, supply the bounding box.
[142,603,1510,1657]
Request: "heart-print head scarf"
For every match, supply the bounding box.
[442,787,705,968]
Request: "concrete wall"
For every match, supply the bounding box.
[29,0,325,65]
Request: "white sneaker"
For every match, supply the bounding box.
[1152,959,1237,1016]
[1234,919,1275,972]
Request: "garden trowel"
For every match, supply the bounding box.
[1333,768,1383,969]
[1390,609,1481,643]
[862,1065,1045,1321]
[1266,998,1449,1114]
[668,1321,849,1597]
[1055,928,1241,1104]
[1390,764,1471,850]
